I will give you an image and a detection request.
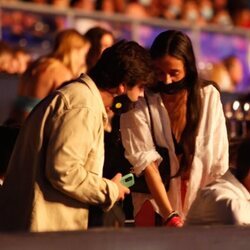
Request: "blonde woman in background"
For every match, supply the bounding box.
[209,55,243,92]
[6,29,90,126]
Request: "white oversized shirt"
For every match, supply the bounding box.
[186,170,250,225]
[120,84,229,218]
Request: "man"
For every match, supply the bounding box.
[186,139,250,226]
[0,40,155,232]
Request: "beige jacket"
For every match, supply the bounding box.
[0,74,119,232]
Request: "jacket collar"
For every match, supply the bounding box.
[79,74,108,127]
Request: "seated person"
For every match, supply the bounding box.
[186,139,250,226]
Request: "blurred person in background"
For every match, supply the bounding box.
[28,0,48,3]
[233,7,250,28]
[123,2,153,48]
[96,0,125,14]
[6,29,90,126]
[0,41,30,75]
[124,1,150,18]
[209,62,232,92]
[49,0,70,8]
[4,10,25,42]
[198,0,214,23]
[212,9,233,26]
[84,26,115,133]
[180,0,206,26]
[212,0,233,26]
[120,30,229,227]
[161,0,183,20]
[212,0,228,12]
[12,47,32,75]
[0,41,15,74]
[126,0,160,18]
[70,0,96,11]
[227,0,250,28]
[48,0,71,31]
[84,26,115,72]
[222,55,244,91]
[210,55,244,92]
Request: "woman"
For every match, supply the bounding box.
[7,28,90,125]
[84,26,114,71]
[120,30,229,226]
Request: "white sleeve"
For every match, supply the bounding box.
[209,87,229,180]
[195,86,229,186]
[230,198,250,225]
[120,99,162,177]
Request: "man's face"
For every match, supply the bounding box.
[101,83,145,112]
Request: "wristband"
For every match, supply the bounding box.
[163,211,183,227]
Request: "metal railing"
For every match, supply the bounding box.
[1,2,249,44]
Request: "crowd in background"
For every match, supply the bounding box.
[2,0,250,33]
[0,32,246,93]
[0,41,31,75]
[1,1,249,74]
[2,22,248,143]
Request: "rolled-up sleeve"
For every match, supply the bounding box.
[120,100,162,177]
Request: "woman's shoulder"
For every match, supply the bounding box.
[41,58,72,83]
[200,79,220,92]
[27,57,68,77]
[200,79,221,97]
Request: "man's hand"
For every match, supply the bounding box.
[111,173,130,201]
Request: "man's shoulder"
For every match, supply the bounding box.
[56,81,97,112]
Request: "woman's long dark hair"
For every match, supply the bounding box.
[150,30,202,175]
[85,26,114,71]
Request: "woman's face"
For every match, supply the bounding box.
[100,34,114,54]
[154,55,186,84]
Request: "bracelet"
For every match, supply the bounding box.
[163,211,180,225]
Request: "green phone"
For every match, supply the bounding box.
[120,173,135,188]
